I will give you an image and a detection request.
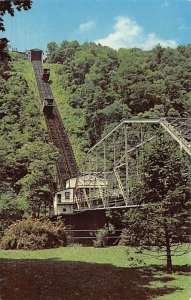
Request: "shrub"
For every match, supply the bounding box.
[0,219,67,250]
[119,228,131,245]
[93,228,108,248]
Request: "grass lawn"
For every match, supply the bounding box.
[0,245,190,300]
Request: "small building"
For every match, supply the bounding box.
[28,48,43,62]
[53,188,74,215]
[53,175,106,215]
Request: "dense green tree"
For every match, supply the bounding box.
[0,0,32,64]
[46,41,59,63]
[0,0,32,30]
[120,134,191,273]
[0,38,11,71]
[17,141,57,217]
[54,40,190,261]
[0,60,57,217]
[47,41,191,151]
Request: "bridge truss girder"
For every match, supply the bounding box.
[74,118,191,211]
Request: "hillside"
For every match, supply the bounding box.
[47,42,191,165]
[44,63,87,166]
[1,42,191,217]
[0,57,57,216]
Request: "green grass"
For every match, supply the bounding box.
[45,63,87,165]
[0,246,190,300]
[12,60,49,130]
[12,60,87,165]
[12,60,38,98]
[5,59,190,299]
[0,245,190,267]
[150,273,191,300]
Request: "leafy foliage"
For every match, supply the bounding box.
[93,228,109,248]
[0,60,57,217]
[0,0,32,67]
[1,39,191,259]
[119,134,191,272]
[0,38,11,74]
[0,206,24,233]
[0,219,67,250]
[47,42,191,162]
[47,42,190,266]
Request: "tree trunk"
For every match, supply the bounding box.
[165,225,173,273]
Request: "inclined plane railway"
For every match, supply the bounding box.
[29,48,191,216]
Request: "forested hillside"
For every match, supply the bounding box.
[46,42,191,163]
[1,42,191,216]
[0,57,57,216]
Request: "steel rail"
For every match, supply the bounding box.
[32,60,78,188]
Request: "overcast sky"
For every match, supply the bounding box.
[2,0,191,52]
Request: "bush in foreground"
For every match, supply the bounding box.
[0,219,67,250]
[93,224,116,248]
[93,228,109,248]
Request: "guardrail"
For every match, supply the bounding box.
[66,228,122,245]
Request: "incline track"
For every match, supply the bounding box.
[32,61,78,189]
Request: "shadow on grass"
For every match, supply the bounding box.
[148,264,191,274]
[0,259,189,300]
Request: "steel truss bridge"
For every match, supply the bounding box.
[74,117,191,211]
[30,55,190,213]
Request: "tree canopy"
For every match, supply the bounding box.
[0,0,32,65]
[46,41,191,271]
[0,0,32,31]
[1,39,190,253]
[47,41,191,156]
[0,59,57,218]
[119,133,190,272]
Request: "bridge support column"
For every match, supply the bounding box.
[124,124,130,203]
[103,141,107,207]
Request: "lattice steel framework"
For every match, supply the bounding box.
[74,118,191,211]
